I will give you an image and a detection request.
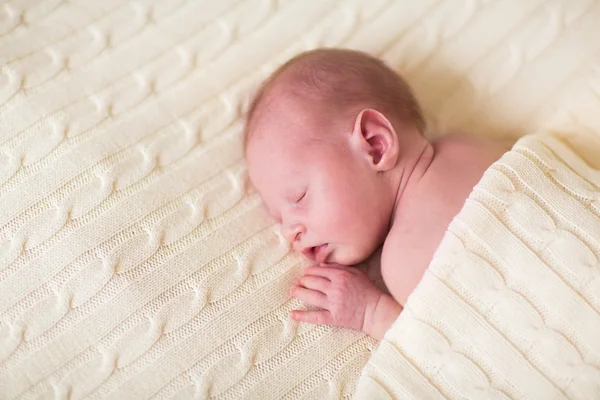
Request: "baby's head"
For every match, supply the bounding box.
[245,48,426,265]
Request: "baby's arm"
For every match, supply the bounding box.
[289,264,402,340]
[363,293,403,340]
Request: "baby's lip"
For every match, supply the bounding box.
[302,244,328,263]
[314,244,328,264]
[301,246,317,261]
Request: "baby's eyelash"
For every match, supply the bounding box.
[296,191,306,203]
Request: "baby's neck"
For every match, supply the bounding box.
[388,139,435,226]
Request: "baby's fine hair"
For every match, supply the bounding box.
[244,48,426,147]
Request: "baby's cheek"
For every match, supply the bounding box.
[326,195,350,218]
[318,206,339,228]
[326,203,360,234]
[317,187,364,233]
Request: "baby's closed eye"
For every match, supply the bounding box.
[296,191,307,203]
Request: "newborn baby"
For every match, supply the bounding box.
[245,48,510,340]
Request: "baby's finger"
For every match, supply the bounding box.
[304,264,356,278]
[320,263,361,273]
[291,310,332,325]
[290,285,327,308]
[303,265,341,278]
[297,275,330,293]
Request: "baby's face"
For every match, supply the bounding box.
[246,111,391,266]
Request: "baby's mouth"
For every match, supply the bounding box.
[301,246,316,261]
[314,244,328,264]
[302,244,328,264]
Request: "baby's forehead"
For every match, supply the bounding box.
[247,140,305,202]
[247,124,306,166]
[249,97,325,144]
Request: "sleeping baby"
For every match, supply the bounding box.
[244,48,511,340]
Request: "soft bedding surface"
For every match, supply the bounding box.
[354,131,600,399]
[1,0,600,399]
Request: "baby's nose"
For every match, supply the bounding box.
[282,223,305,244]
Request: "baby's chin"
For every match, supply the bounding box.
[327,246,374,266]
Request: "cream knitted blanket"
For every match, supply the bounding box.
[2,0,600,399]
[354,132,600,399]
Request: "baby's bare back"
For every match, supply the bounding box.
[380,135,512,305]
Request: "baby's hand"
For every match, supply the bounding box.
[289,264,383,333]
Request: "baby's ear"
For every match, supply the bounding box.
[351,108,399,171]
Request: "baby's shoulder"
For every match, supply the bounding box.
[434,133,512,164]
[378,134,511,305]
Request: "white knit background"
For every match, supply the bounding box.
[1,0,600,399]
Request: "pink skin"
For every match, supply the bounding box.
[246,109,396,266]
[290,265,382,333]
[247,94,510,340]
[246,97,429,339]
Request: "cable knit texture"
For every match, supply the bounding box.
[1,0,600,399]
[354,132,600,399]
